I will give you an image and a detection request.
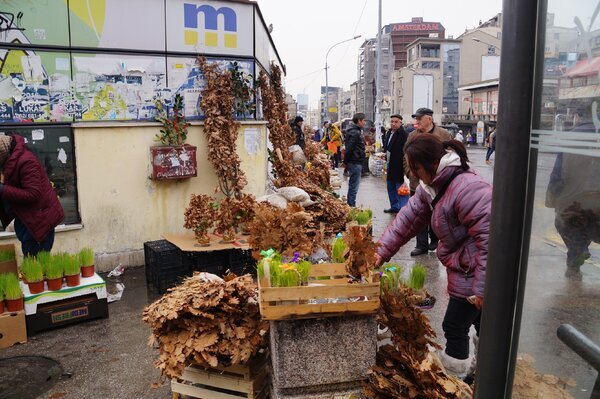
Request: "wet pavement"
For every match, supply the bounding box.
[0,146,597,398]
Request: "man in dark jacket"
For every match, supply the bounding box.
[409,107,452,256]
[383,114,408,213]
[0,134,64,256]
[343,113,366,207]
[291,116,305,149]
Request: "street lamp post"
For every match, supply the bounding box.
[325,35,361,123]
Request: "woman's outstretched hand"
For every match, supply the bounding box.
[374,253,383,268]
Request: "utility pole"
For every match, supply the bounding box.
[374,0,382,143]
[325,35,362,124]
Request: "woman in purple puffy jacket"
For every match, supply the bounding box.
[375,133,492,377]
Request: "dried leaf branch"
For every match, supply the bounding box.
[197,57,248,199]
[142,274,269,380]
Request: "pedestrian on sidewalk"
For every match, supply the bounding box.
[322,122,343,168]
[383,114,408,214]
[408,107,452,256]
[456,130,464,142]
[291,116,305,149]
[343,113,366,207]
[0,134,65,256]
[485,127,497,165]
[375,134,492,378]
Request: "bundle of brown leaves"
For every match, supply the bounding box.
[142,274,269,380]
[197,57,248,199]
[247,202,320,257]
[513,354,575,399]
[343,224,378,279]
[259,64,348,236]
[304,139,331,189]
[363,287,472,399]
[183,194,218,233]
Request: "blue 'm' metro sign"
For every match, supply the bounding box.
[183,3,237,48]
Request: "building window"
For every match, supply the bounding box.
[0,125,80,227]
[421,45,440,58]
[422,61,440,69]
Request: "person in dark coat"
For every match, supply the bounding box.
[0,135,64,256]
[343,113,366,207]
[291,116,305,149]
[383,114,408,213]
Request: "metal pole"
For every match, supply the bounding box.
[474,0,542,397]
[325,60,329,124]
[375,0,382,134]
[325,35,361,124]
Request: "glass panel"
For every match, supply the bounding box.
[71,53,167,121]
[516,1,600,398]
[0,126,79,226]
[0,50,72,124]
[68,0,165,51]
[0,0,69,46]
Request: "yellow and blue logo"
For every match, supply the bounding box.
[183,3,237,48]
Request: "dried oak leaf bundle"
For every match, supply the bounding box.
[247,202,316,257]
[304,140,332,189]
[183,194,218,232]
[364,287,472,399]
[197,57,248,198]
[142,274,269,380]
[259,64,349,236]
[513,353,575,399]
[343,224,378,278]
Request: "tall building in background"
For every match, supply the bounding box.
[319,86,341,123]
[386,18,446,69]
[357,17,444,122]
[296,93,309,116]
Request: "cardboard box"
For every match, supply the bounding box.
[0,243,17,275]
[26,295,108,335]
[0,310,27,349]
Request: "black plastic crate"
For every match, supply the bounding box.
[144,240,193,294]
[189,248,257,277]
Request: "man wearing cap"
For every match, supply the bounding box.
[408,107,452,256]
[383,114,408,214]
[343,113,366,207]
[291,116,305,149]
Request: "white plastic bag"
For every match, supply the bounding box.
[278,186,311,203]
[257,193,288,209]
[288,145,307,165]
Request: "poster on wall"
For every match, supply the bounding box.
[0,49,73,123]
[68,0,165,51]
[166,0,254,57]
[167,57,254,120]
[72,53,167,121]
[0,0,70,46]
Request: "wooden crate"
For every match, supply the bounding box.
[171,353,269,399]
[258,263,380,321]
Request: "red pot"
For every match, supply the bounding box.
[6,297,23,312]
[47,277,63,291]
[0,300,4,314]
[65,274,80,287]
[27,280,45,294]
[81,265,95,278]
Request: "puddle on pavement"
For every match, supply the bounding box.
[0,356,63,399]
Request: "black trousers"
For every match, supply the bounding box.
[411,190,438,250]
[442,296,481,359]
[21,230,55,257]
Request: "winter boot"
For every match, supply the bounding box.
[439,350,472,379]
[464,335,479,384]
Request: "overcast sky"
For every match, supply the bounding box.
[256,0,502,108]
[256,0,596,109]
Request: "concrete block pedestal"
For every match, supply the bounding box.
[269,315,377,398]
